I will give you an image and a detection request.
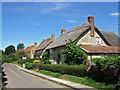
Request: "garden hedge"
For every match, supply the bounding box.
[39,64,88,77]
[25,62,35,69]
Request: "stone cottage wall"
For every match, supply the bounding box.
[49,46,65,64]
[77,30,106,45]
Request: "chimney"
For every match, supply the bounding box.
[88,16,95,37]
[35,42,37,46]
[51,34,55,40]
[61,29,66,34]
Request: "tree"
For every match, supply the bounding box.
[15,49,27,59]
[62,39,87,65]
[17,43,25,50]
[2,50,5,55]
[5,45,15,55]
[42,51,51,64]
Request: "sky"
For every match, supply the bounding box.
[2,2,119,51]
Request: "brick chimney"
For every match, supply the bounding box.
[88,16,95,37]
[35,42,37,46]
[61,29,66,34]
[51,34,55,40]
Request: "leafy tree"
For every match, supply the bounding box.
[17,43,25,50]
[42,51,51,64]
[15,49,27,59]
[0,50,2,64]
[62,39,87,65]
[2,50,5,55]
[5,45,15,55]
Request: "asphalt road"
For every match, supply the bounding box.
[3,64,68,88]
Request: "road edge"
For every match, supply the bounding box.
[14,64,95,89]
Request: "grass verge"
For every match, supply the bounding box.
[10,62,116,89]
[36,70,115,88]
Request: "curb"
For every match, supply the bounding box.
[14,64,95,89]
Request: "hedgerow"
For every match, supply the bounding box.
[39,64,88,77]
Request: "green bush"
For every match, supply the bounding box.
[25,62,35,69]
[42,51,51,64]
[17,59,24,65]
[90,57,120,84]
[39,64,88,77]
[24,58,35,63]
[62,39,87,65]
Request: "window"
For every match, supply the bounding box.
[62,46,65,50]
[97,37,101,44]
[32,50,34,53]
[50,49,52,53]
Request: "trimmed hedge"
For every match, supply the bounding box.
[39,64,88,77]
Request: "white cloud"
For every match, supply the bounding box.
[110,13,120,16]
[67,20,78,23]
[40,3,72,14]
[34,22,41,26]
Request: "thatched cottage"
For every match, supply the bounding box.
[46,16,120,64]
[35,34,55,58]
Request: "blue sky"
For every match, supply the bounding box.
[2,2,119,51]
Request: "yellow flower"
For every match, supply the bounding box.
[33,60,39,63]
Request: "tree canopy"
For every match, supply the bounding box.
[62,39,87,65]
[5,45,16,55]
[17,43,25,50]
[15,49,27,59]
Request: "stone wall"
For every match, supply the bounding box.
[77,30,106,45]
[49,46,65,64]
[35,50,43,58]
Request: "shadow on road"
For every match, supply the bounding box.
[2,66,8,90]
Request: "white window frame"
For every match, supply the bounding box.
[32,50,34,53]
[50,49,52,53]
[97,37,101,45]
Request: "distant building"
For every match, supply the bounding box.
[25,42,37,58]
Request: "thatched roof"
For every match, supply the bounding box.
[100,31,120,46]
[35,38,53,51]
[46,22,91,49]
[46,22,120,49]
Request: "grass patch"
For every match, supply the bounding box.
[36,70,115,88]
[37,70,62,78]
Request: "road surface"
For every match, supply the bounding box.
[3,64,69,88]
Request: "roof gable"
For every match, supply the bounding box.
[46,21,120,49]
[46,22,91,49]
[25,45,35,52]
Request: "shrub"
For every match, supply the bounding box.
[25,62,35,69]
[39,64,88,77]
[24,58,35,63]
[89,57,120,84]
[17,59,24,65]
[62,39,87,65]
[42,51,51,64]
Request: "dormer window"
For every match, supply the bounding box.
[97,37,101,44]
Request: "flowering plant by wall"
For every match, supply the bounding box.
[33,60,39,63]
